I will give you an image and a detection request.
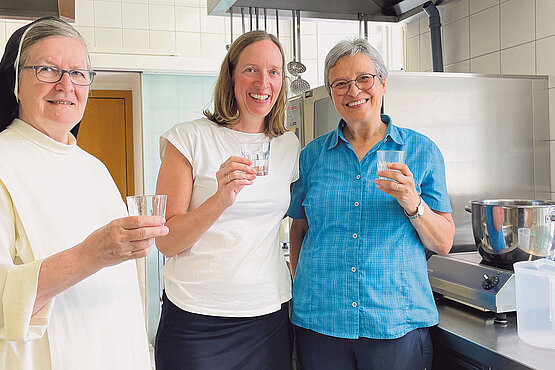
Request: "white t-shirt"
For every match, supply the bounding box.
[160,118,300,317]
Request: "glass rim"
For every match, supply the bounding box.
[126,194,167,199]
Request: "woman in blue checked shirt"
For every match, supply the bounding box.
[287,38,455,370]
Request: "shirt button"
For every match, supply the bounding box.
[356,175,361,180]
[352,302,358,308]
[351,266,356,272]
[354,202,359,207]
[353,233,358,239]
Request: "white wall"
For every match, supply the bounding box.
[0,0,403,89]
[404,0,554,199]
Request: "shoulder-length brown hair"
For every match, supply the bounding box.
[204,30,288,138]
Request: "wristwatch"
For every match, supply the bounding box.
[405,197,424,220]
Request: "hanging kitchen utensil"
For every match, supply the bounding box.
[263,8,267,32]
[249,7,253,31]
[225,7,233,50]
[241,7,245,34]
[295,10,308,76]
[357,13,368,40]
[255,7,259,30]
[291,10,310,95]
[287,10,306,76]
[363,14,369,40]
[275,9,279,39]
[291,74,311,95]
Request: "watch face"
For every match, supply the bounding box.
[405,197,424,219]
[417,199,425,216]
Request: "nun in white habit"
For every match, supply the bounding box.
[0,17,168,369]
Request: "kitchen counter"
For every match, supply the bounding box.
[432,298,555,369]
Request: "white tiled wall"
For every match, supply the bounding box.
[0,1,403,89]
[404,0,555,199]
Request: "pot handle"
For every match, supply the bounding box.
[465,205,472,213]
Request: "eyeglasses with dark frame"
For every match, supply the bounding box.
[329,73,377,96]
[21,65,96,86]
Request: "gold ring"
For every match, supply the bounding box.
[394,182,399,191]
[227,173,231,183]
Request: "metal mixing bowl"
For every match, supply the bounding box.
[466,199,555,268]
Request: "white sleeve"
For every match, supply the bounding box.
[0,179,54,341]
[292,136,301,183]
[160,122,195,166]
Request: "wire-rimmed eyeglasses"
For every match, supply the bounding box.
[21,65,96,86]
[329,73,377,96]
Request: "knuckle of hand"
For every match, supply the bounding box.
[139,228,148,240]
[132,216,142,228]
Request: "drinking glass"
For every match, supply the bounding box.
[377,150,405,180]
[126,195,167,217]
[241,141,271,176]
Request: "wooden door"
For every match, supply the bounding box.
[77,90,134,200]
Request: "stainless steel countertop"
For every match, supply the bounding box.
[435,299,555,369]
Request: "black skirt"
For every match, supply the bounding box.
[155,291,293,370]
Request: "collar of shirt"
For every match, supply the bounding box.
[328,114,405,150]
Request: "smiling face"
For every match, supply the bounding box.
[328,52,386,127]
[17,36,89,143]
[233,39,283,130]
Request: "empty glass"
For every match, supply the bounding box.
[241,141,271,176]
[126,195,167,217]
[377,150,405,180]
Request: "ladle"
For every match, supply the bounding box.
[287,10,306,76]
[225,7,233,50]
[290,10,310,95]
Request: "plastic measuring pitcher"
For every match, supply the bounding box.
[514,258,555,349]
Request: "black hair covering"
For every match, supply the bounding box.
[0,16,62,133]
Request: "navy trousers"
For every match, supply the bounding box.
[155,292,293,370]
[294,325,432,370]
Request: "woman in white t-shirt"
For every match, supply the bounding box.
[154,30,301,369]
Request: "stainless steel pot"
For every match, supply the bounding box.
[466,199,555,268]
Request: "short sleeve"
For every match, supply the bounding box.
[420,143,452,213]
[160,122,195,166]
[290,134,301,183]
[287,148,307,220]
[0,179,54,341]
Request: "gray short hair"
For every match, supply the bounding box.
[324,38,388,95]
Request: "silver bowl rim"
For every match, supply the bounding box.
[469,199,555,208]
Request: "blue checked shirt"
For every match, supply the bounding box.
[287,115,452,339]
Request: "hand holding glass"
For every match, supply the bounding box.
[126,195,167,217]
[377,150,405,180]
[241,141,270,176]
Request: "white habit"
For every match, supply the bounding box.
[0,119,150,369]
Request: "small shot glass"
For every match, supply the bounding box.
[376,150,405,180]
[241,141,271,176]
[126,195,167,217]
